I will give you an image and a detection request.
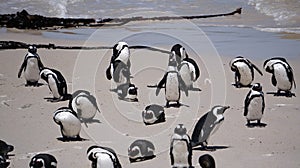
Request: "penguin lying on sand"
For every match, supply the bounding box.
[29,153,57,168]
[128,139,155,163]
[87,145,122,168]
[142,104,165,125]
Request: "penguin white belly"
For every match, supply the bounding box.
[165,73,180,102]
[235,62,252,85]
[24,58,40,82]
[179,63,192,88]
[274,64,291,91]
[75,96,97,119]
[48,76,60,98]
[55,113,81,137]
[96,154,114,168]
[172,140,189,166]
[246,97,263,121]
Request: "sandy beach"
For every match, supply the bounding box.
[0,17,300,168]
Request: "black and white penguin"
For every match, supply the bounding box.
[263,57,296,97]
[69,90,100,122]
[191,105,230,148]
[115,83,138,102]
[142,104,165,125]
[170,124,193,168]
[128,139,156,163]
[53,107,82,141]
[0,155,10,168]
[156,53,188,107]
[40,67,69,102]
[29,153,57,168]
[18,45,44,86]
[229,56,263,88]
[244,83,265,126]
[106,42,131,83]
[106,60,131,86]
[87,145,122,168]
[172,44,200,90]
[198,154,216,168]
[0,140,14,168]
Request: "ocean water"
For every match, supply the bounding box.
[0,0,299,34]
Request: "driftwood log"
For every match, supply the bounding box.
[0,40,171,53]
[0,8,242,29]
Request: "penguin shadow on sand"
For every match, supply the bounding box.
[266,91,296,98]
[246,122,267,128]
[193,145,229,152]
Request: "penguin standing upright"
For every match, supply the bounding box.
[53,107,82,141]
[156,52,188,107]
[170,124,192,168]
[106,42,131,86]
[69,90,100,122]
[87,145,122,168]
[229,56,263,88]
[18,46,44,86]
[172,44,200,90]
[191,106,230,148]
[40,67,69,102]
[263,57,296,97]
[244,83,265,126]
[29,153,57,168]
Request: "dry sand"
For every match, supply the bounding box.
[0,27,300,168]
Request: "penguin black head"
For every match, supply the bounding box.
[28,45,37,54]
[174,124,187,136]
[128,84,138,95]
[212,105,230,116]
[252,83,262,92]
[199,154,216,168]
[0,140,14,158]
[170,44,185,65]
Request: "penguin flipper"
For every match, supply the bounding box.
[106,66,112,80]
[156,74,167,96]
[271,75,277,87]
[18,60,26,78]
[252,63,263,76]
[244,91,251,116]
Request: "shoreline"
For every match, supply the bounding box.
[0,21,299,168]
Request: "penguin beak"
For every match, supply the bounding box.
[223,106,230,111]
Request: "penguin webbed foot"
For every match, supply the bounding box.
[246,120,267,128]
[58,136,86,142]
[273,90,296,97]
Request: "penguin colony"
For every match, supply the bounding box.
[2,38,295,168]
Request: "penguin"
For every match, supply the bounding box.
[53,107,82,141]
[0,155,10,168]
[263,57,296,97]
[106,60,131,86]
[29,153,57,168]
[170,124,193,168]
[156,52,188,107]
[18,45,44,86]
[229,56,263,88]
[87,145,122,168]
[115,83,138,102]
[106,42,131,82]
[69,90,100,122]
[128,139,156,163]
[40,67,69,102]
[191,105,230,148]
[0,140,14,168]
[198,154,216,168]
[172,44,200,90]
[244,83,265,126]
[142,104,165,125]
